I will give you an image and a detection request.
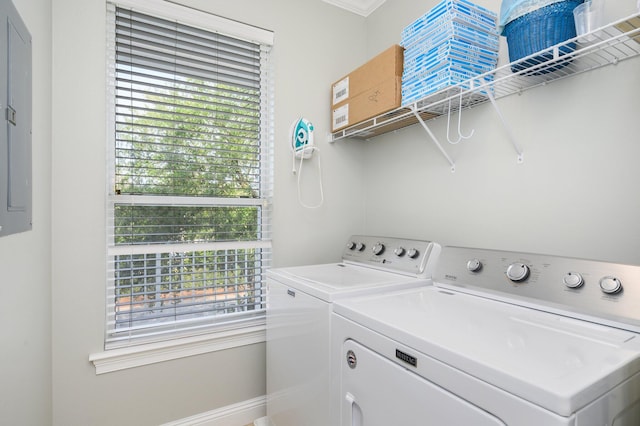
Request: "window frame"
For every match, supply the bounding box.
[91,0,274,372]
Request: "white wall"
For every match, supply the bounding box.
[51,0,366,425]
[0,0,52,424]
[268,0,368,267]
[362,0,640,264]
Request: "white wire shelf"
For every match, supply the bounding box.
[330,12,640,143]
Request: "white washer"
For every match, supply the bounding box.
[266,235,441,426]
[332,246,640,426]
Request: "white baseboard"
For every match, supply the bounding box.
[161,395,266,426]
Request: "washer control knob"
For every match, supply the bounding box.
[355,242,365,252]
[599,276,623,294]
[407,248,419,259]
[563,272,584,289]
[467,258,482,272]
[347,241,356,250]
[394,247,406,257]
[372,243,385,256]
[506,263,530,282]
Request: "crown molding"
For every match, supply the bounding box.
[322,0,387,17]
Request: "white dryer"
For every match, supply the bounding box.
[266,235,441,426]
[332,246,640,426]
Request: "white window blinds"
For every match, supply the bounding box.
[106,5,273,347]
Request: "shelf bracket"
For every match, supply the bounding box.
[412,109,456,172]
[486,90,524,164]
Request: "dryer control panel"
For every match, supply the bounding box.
[434,246,640,333]
[342,235,441,278]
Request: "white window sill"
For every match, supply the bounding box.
[89,322,266,374]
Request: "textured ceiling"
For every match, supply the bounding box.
[322,0,387,17]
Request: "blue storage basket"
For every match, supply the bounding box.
[503,0,583,74]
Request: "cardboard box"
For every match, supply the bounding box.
[615,17,640,45]
[332,76,402,132]
[331,44,404,106]
[331,45,404,132]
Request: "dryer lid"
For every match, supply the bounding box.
[268,263,429,302]
[333,286,640,417]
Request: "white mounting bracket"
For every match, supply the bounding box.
[486,90,524,164]
[412,108,456,173]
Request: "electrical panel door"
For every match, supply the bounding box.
[0,0,32,237]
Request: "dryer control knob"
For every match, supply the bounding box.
[407,248,419,259]
[563,272,584,288]
[372,243,385,256]
[600,276,623,294]
[355,242,365,252]
[347,242,356,250]
[394,247,406,257]
[506,263,530,282]
[467,258,482,272]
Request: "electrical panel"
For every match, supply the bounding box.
[0,0,32,237]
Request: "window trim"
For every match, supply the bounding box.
[90,318,265,374]
[95,1,274,370]
[109,0,274,46]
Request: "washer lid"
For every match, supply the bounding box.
[268,263,428,302]
[333,286,640,417]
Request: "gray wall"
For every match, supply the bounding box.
[362,0,640,264]
[0,0,52,425]
[51,0,366,425]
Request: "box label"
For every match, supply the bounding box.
[333,77,349,105]
[332,103,349,131]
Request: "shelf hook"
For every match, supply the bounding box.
[446,91,475,144]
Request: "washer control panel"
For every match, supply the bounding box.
[342,235,441,278]
[434,246,640,332]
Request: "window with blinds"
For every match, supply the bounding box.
[106,5,273,347]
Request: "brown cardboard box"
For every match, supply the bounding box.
[615,17,640,44]
[331,45,404,132]
[331,44,404,106]
[332,76,402,132]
